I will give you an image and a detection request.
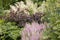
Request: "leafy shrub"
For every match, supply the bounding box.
[43,0,60,40]
[0,20,22,40]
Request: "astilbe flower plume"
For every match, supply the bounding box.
[4,0,45,27]
[22,22,46,40]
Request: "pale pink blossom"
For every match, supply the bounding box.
[22,22,45,40]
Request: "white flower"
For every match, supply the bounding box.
[10,5,17,13]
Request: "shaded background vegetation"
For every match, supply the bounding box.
[0,0,45,10]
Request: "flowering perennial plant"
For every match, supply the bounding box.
[22,22,46,40]
[5,0,45,27]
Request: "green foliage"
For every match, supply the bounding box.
[0,0,45,10]
[43,0,60,40]
[0,20,22,40]
[0,0,19,9]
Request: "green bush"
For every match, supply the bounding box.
[0,19,22,40]
[43,0,60,40]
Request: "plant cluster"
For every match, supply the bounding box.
[0,0,60,40]
[0,0,46,40]
[5,0,45,27]
[43,0,60,40]
[0,20,21,40]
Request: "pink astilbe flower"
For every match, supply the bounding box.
[21,22,46,40]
